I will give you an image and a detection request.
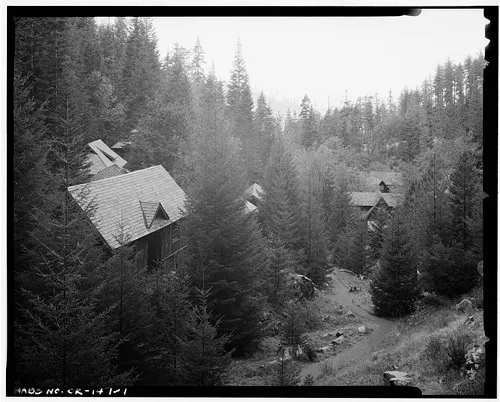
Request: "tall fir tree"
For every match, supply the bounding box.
[183,66,267,354]
[370,211,420,317]
[226,39,256,181]
[15,100,131,386]
[177,287,233,386]
[449,150,480,253]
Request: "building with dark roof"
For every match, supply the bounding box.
[68,165,187,270]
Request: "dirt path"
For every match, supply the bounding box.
[300,272,395,382]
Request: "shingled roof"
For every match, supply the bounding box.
[349,192,381,207]
[68,165,187,249]
[244,183,264,201]
[380,193,404,208]
[86,139,127,175]
[91,164,127,182]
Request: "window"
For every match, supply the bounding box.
[172,223,180,243]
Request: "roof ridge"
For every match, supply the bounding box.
[76,165,164,186]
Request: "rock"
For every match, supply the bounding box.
[456,298,473,313]
[477,260,483,276]
[335,331,344,337]
[317,346,331,353]
[358,325,366,333]
[332,335,346,345]
[383,371,413,387]
[277,345,307,361]
[347,310,355,317]
[321,333,333,339]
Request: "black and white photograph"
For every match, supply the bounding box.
[7,6,495,397]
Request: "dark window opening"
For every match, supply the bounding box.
[147,231,162,270]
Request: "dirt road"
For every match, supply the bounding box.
[300,272,395,382]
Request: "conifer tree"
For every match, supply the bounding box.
[97,239,152,377]
[449,150,480,253]
[271,353,301,386]
[226,39,255,180]
[299,94,320,148]
[369,207,390,261]
[178,287,233,386]
[145,261,191,385]
[260,136,303,251]
[345,217,370,274]
[121,17,161,132]
[266,236,296,305]
[15,101,131,386]
[370,211,420,317]
[183,67,267,354]
[253,92,276,177]
[421,238,478,297]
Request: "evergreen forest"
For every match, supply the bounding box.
[11,16,486,391]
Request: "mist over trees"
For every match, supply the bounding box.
[12,16,484,388]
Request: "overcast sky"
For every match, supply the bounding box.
[108,10,488,116]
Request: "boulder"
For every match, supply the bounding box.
[383,371,413,387]
[456,298,473,313]
[332,335,346,345]
[347,310,355,318]
[358,325,366,333]
[277,345,307,361]
[335,331,344,338]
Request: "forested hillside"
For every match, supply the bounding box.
[12,16,485,391]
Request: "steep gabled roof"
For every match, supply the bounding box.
[244,183,264,201]
[349,192,381,207]
[140,201,169,229]
[380,193,404,208]
[86,139,127,175]
[244,200,257,214]
[68,165,187,249]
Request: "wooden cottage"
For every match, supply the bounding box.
[244,183,264,207]
[86,139,128,181]
[68,165,187,270]
[368,171,403,193]
[349,191,403,221]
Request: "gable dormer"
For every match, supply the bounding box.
[140,201,170,229]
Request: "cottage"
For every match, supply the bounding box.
[349,192,381,214]
[86,139,128,180]
[244,183,264,207]
[68,165,187,270]
[349,191,403,221]
[368,171,403,193]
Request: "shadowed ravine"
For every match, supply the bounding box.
[300,273,395,382]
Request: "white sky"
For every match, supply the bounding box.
[148,10,487,116]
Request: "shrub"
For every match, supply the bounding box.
[446,332,472,370]
[420,292,449,308]
[423,335,449,374]
[302,374,315,386]
[319,360,335,377]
